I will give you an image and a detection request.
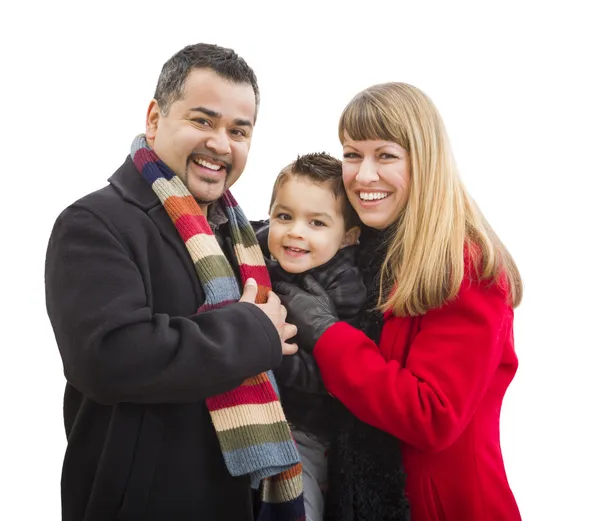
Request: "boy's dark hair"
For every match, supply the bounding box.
[154,43,260,118]
[269,152,361,230]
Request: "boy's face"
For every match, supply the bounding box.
[268,176,359,274]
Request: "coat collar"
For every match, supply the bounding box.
[108,155,204,303]
[108,156,230,227]
[108,156,161,211]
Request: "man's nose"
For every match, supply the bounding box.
[205,129,231,156]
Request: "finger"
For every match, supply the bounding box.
[267,290,281,306]
[281,322,298,342]
[239,278,258,303]
[282,341,299,356]
[301,274,329,297]
[279,303,288,322]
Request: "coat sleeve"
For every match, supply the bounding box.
[274,349,327,394]
[45,205,282,405]
[274,267,367,394]
[313,276,512,452]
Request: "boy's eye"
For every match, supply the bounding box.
[311,220,326,227]
[276,213,291,221]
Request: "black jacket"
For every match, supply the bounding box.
[45,157,282,521]
[252,221,367,441]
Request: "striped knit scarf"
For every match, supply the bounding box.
[131,135,305,521]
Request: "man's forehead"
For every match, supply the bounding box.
[180,69,256,122]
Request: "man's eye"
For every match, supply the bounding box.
[230,129,246,137]
[193,118,210,126]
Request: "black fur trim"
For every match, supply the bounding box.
[324,227,410,520]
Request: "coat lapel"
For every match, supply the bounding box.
[108,157,203,305]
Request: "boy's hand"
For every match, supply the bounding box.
[274,275,338,352]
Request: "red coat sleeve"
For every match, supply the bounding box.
[313,276,512,452]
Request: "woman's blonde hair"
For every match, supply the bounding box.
[339,82,522,316]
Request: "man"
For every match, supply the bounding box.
[45,43,299,521]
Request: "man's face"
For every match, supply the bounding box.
[146,68,256,212]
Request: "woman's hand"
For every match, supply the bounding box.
[274,275,338,353]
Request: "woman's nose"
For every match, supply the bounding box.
[355,159,379,184]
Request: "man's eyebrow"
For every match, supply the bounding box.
[190,106,220,118]
[189,106,253,127]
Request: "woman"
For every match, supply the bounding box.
[276,83,523,520]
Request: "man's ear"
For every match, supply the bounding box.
[145,100,161,146]
[341,226,361,247]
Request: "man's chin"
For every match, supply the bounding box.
[194,197,220,207]
[188,182,226,206]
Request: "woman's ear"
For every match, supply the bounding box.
[341,226,361,247]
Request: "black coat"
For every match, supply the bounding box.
[45,157,283,521]
[252,221,367,442]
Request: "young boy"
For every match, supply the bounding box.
[254,152,367,521]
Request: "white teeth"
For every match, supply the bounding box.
[359,192,389,201]
[193,158,221,170]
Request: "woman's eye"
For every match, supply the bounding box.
[343,152,360,159]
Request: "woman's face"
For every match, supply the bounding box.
[341,132,411,230]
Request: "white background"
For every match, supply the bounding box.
[1,1,599,519]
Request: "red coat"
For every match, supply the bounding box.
[314,271,521,521]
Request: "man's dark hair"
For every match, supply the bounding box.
[269,152,361,230]
[154,43,260,117]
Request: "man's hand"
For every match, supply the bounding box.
[274,275,339,353]
[239,279,298,355]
